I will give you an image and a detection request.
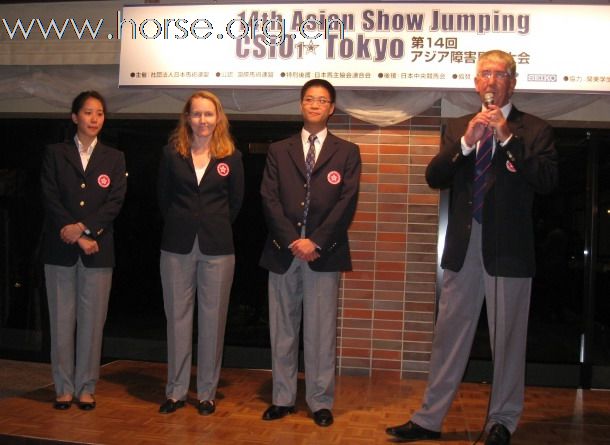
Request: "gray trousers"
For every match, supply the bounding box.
[44,258,112,398]
[268,258,340,412]
[160,239,234,402]
[412,220,531,434]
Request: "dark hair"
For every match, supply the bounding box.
[71,91,107,115]
[300,79,336,103]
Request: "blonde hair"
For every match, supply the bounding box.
[169,90,235,159]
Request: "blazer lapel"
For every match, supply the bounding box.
[63,141,85,175]
[84,142,107,176]
[180,153,200,187]
[312,133,340,174]
[487,106,523,188]
[506,106,524,137]
[286,134,307,179]
[199,158,216,188]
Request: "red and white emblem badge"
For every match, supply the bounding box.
[217,163,230,177]
[506,160,517,173]
[97,174,111,188]
[327,170,341,185]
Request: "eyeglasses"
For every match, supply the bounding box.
[478,70,512,80]
[302,96,332,105]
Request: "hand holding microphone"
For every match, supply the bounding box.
[484,92,495,109]
[464,92,511,147]
[483,92,516,164]
[464,92,496,146]
[483,92,513,145]
[484,92,497,138]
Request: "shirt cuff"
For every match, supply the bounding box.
[461,136,476,156]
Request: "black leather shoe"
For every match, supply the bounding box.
[313,409,333,427]
[262,404,296,420]
[485,423,511,445]
[158,399,185,414]
[77,397,96,411]
[53,399,72,410]
[197,400,216,416]
[385,420,441,441]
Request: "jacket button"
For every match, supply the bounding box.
[81,183,86,189]
[297,222,302,227]
[79,201,85,207]
[303,183,307,188]
[300,202,304,206]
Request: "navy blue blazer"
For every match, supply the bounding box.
[259,132,361,274]
[426,106,558,277]
[158,145,244,255]
[41,140,127,268]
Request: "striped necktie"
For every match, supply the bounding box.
[302,134,317,230]
[473,128,493,223]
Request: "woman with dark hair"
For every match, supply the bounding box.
[41,91,127,411]
[158,91,244,416]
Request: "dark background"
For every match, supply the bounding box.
[0,116,609,387]
[0,116,301,367]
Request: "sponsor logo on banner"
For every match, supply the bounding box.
[527,74,558,82]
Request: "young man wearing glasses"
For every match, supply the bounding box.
[386,50,557,444]
[259,79,361,427]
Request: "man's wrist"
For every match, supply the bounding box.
[77,222,91,237]
[461,136,476,155]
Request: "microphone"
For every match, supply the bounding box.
[483,92,495,108]
[483,92,514,163]
[483,92,496,138]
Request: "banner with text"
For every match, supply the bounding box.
[118,3,610,92]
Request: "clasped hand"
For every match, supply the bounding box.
[60,223,83,244]
[60,223,99,255]
[77,237,99,255]
[289,238,320,262]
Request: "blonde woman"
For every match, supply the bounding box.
[158,91,244,415]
